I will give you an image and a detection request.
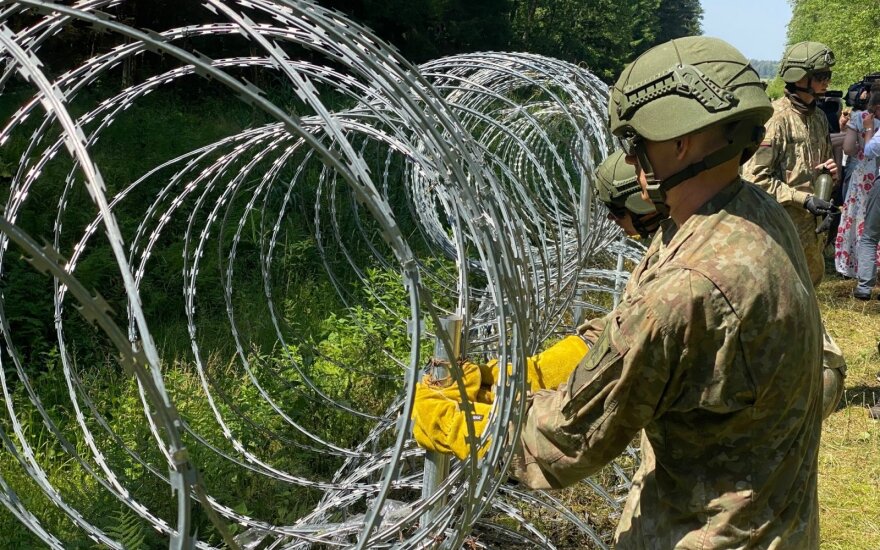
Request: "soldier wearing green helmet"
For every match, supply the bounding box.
[593,150,663,239]
[744,40,839,286]
[742,40,847,420]
[512,37,824,549]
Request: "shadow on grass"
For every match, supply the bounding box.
[840,384,880,414]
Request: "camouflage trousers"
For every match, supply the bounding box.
[785,206,847,417]
[784,205,825,287]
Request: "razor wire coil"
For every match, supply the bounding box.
[0,1,644,548]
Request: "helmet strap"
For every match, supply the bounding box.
[805,76,826,97]
[638,120,764,212]
[636,147,670,216]
[632,211,666,240]
[786,80,825,98]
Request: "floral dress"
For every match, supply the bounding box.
[835,112,880,277]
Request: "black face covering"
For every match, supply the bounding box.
[785,86,817,115]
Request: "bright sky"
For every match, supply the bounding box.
[700,0,792,61]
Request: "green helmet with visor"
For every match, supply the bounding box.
[594,151,663,239]
[608,36,773,208]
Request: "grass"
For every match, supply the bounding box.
[814,275,880,549]
[2,269,879,549]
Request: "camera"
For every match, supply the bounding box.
[818,90,844,132]
[845,73,880,109]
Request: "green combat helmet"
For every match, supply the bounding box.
[609,36,773,208]
[778,41,835,84]
[594,151,654,216]
[594,151,662,238]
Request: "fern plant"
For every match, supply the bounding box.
[102,508,147,550]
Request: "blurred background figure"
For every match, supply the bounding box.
[835,90,880,279]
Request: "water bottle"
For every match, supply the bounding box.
[813,168,834,203]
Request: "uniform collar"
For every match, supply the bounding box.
[654,178,744,256]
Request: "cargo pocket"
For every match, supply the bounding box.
[561,317,630,439]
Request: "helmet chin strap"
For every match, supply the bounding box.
[632,211,665,240]
[637,120,765,216]
[637,147,670,216]
[789,77,824,97]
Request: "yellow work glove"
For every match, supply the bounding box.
[411,362,492,460]
[481,335,589,393]
[411,336,588,460]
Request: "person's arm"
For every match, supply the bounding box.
[863,116,880,158]
[843,126,860,157]
[510,270,698,489]
[742,116,811,206]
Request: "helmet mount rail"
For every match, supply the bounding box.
[616,63,739,121]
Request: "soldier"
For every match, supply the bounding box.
[594,150,664,239]
[412,36,824,548]
[512,36,823,547]
[742,41,846,419]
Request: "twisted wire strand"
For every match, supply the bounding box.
[0,1,643,547]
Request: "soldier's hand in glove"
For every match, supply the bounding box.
[410,335,590,460]
[803,195,838,217]
[480,335,590,395]
[411,361,492,460]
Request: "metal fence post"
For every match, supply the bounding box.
[421,315,463,527]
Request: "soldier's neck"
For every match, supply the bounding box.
[665,162,741,226]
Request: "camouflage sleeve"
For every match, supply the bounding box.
[742,116,810,206]
[510,270,703,490]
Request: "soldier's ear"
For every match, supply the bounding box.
[674,136,690,161]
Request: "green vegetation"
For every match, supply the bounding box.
[507,0,701,82]
[0,264,422,547]
[0,84,427,545]
[2,5,878,546]
[766,76,786,100]
[36,0,702,85]
[813,277,880,549]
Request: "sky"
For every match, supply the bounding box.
[700,0,792,61]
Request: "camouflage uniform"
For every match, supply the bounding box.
[743,89,846,417]
[742,94,833,287]
[512,180,823,548]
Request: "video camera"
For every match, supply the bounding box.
[845,73,880,109]
[818,90,844,132]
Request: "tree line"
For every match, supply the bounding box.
[26,0,701,86]
[750,59,780,80]
[325,0,702,81]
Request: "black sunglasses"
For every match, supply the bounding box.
[812,70,832,82]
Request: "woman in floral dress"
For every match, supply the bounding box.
[835,93,880,277]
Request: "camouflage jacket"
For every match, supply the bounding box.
[742,95,833,206]
[511,179,824,549]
